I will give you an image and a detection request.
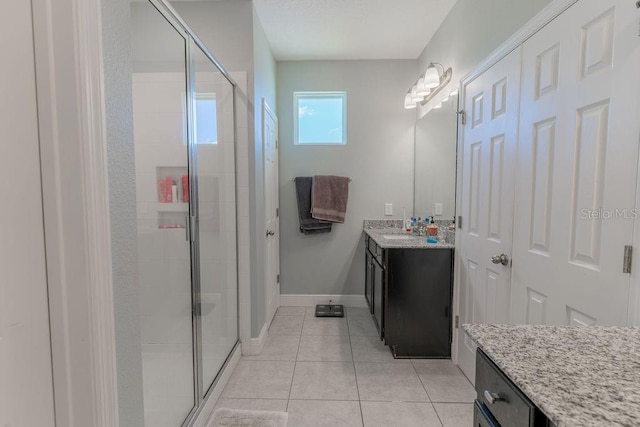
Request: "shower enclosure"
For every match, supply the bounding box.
[130,1,239,425]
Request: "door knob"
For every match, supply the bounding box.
[266,230,275,237]
[490,254,510,266]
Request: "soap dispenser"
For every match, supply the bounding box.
[427,217,438,237]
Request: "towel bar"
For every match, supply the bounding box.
[292,177,352,182]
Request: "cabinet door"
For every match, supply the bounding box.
[372,258,384,339]
[365,250,373,313]
[385,249,452,357]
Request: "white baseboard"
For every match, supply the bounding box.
[280,294,367,308]
[248,322,268,356]
[191,344,242,427]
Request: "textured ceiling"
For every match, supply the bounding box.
[253,0,457,61]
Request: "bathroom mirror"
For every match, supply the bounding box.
[413,94,458,221]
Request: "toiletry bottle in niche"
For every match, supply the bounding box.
[158,180,167,203]
[182,175,189,203]
[172,180,178,204]
[165,176,173,203]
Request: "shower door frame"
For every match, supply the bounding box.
[147,1,242,425]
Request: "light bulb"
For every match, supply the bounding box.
[416,77,430,97]
[423,65,440,89]
[410,85,423,103]
[404,91,416,109]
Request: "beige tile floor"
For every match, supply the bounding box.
[215,306,475,426]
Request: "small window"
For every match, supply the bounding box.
[194,94,218,144]
[294,91,347,145]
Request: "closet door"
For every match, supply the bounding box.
[511,0,640,326]
[456,47,522,381]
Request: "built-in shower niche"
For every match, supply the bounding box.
[156,166,188,229]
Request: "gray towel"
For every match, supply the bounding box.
[311,175,350,223]
[295,177,332,234]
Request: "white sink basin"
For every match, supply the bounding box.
[382,234,414,240]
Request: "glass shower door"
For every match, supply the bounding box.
[189,44,239,394]
[131,2,195,425]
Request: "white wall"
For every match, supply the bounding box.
[416,0,553,115]
[158,1,279,338]
[250,6,277,334]
[171,0,254,74]
[277,60,417,296]
[102,0,145,425]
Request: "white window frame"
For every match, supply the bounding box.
[293,91,347,145]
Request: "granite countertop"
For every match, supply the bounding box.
[364,226,454,249]
[463,324,640,427]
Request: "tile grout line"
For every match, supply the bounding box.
[410,360,445,427]
[285,311,304,412]
[346,310,366,427]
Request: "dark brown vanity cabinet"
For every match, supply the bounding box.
[364,250,373,313]
[364,235,453,358]
[372,255,385,336]
[365,237,385,336]
[474,349,552,427]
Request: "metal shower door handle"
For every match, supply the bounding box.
[491,254,510,266]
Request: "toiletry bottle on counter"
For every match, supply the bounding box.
[427,219,438,237]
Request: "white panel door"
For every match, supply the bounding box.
[511,0,640,326]
[0,0,56,425]
[457,47,522,381]
[264,100,280,327]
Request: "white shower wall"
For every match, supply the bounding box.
[132,70,245,427]
[133,71,194,427]
[133,72,192,346]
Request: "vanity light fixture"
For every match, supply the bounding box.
[404,90,417,109]
[403,62,453,109]
[410,85,423,103]
[423,63,443,89]
[415,76,431,97]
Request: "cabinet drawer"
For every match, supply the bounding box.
[474,400,500,427]
[475,349,537,427]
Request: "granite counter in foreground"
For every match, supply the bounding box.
[463,324,640,427]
